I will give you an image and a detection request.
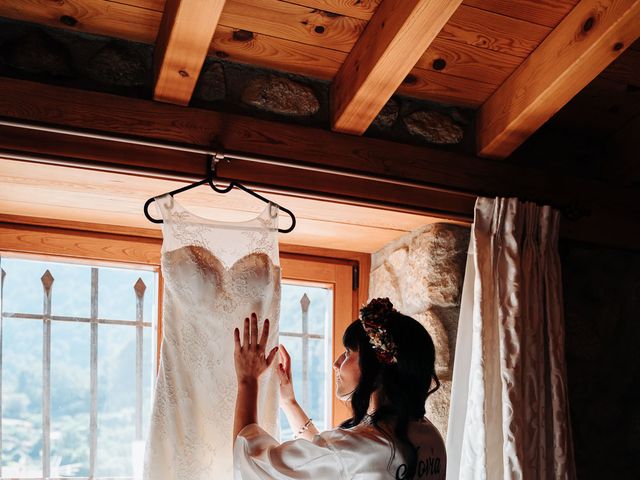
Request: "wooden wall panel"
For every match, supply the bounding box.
[0,223,162,265]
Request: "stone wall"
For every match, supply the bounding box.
[368,223,470,439]
[368,224,640,477]
[560,241,640,479]
[0,18,476,155]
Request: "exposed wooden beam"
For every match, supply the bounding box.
[0,78,639,249]
[0,0,548,107]
[153,0,226,105]
[477,0,640,159]
[330,0,463,135]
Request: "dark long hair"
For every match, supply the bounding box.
[338,310,440,479]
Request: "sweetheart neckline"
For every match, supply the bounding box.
[163,245,280,273]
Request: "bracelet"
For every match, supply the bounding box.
[293,418,313,439]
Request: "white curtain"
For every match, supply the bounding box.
[446,197,576,480]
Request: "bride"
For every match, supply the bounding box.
[233,297,447,480]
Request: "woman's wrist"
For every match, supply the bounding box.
[280,396,298,407]
[238,377,258,388]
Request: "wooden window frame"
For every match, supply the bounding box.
[0,214,370,429]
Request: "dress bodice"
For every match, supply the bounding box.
[144,193,282,480]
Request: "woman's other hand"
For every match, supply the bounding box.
[276,343,319,440]
[234,312,279,384]
[276,343,296,405]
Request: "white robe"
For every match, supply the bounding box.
[234,419,446,480]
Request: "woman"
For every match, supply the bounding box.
[233,297,446,479]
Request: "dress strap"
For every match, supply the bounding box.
[153,193,175,223]
[265,201,280,228]
[270,202,279,216]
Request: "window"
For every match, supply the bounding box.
[279,256,358,428]
[279,283,333,438]
[0,254,158,479]
[0,219,366,478]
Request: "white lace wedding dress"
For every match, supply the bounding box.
[143,193,281,480]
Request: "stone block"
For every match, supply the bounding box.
[403,110,463,144]
[2,30,72,76]
[425,380,451,440]
[413,310,450,379]
[241,75,319,116]
[193,62,226,102]
[86,42,147,86]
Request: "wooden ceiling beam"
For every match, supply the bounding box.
[330,0,463,135]
[0,78,639,249]
[153,0,227,105]
[477,0,640,159]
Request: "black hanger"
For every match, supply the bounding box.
[143,154,296,233]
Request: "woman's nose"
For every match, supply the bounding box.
[332,354,343,370]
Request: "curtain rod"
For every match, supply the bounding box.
[0,117,592,222]
[0,118,218,156]
[0,148,472,222]
[0,117,478,199]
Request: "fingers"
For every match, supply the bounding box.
[251,313,259,350]
[280,343,291,361]
[234,327,241,351]
[243,317,250,348]
[259,317,270,351]
[280,343,292,374]
[266,346,279,367]
[240,312,274,354]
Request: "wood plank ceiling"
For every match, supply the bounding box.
[0,0,565,109]
[1,0,637,160]
[0,0,638,251]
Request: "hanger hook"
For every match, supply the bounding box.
[207,152,234,193]
[207,152,225,181]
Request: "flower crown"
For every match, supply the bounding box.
[359,297,399,365]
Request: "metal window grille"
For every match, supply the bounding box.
[0,257,156,480]
[279,293,323,409]
[279,287,332,435]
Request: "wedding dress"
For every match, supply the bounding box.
[143,193,281,480]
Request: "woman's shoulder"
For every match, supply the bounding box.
[408,418,447,455]
[315,418,446,479]
[313,423,391,452]
[410,417,446,443]
[318,417,444,450]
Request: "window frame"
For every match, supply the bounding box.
[0,251,159,479]
[0,215,369,438]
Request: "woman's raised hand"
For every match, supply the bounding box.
[276,344,296,405]
[234,312,279,384]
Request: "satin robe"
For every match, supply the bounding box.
[234,419,446,480]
